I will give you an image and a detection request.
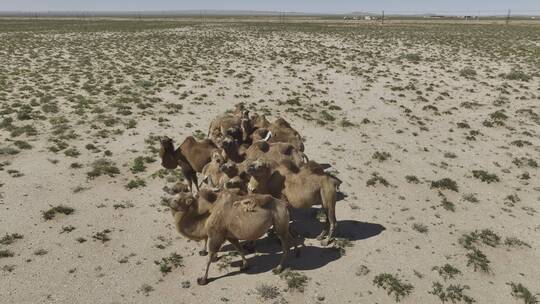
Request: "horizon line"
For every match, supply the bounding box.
[0,9,539,16]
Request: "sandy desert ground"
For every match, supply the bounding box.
[0,18,539,304]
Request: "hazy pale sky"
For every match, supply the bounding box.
[0,0,538,13]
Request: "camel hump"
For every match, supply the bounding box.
[199,189,218,203]
[253,141,270,152]
[303,161,325,175]
[233,199,258,212]
[279,144,295,155]
[274,117,291,128]
[280,159,300,173]
[180,136,196,149]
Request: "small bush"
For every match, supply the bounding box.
[255,283,281,300]
[92,229,112,243]
[87,159,120,178]
[432,264,461,281]
[373,273,414,302]
[0,249,14,258]
[508,282,538,304]
[431,178,458,192]
[459,67,477,78]
[503,69,531,81]
[131,156,146,173]
[0,233,23,245]
[125,178,146,190]
[42,205,74,220]
[155,252,184,276]
[366,172,390,187]
[430,282,475,304]
[372,151,391,162]
[405,175,420,184]
[279,270,309,292]
[412,223,428,234]
[472,170,499,183]
[504,237,531,248]
[466,248,490,272]
[402,53,421,63]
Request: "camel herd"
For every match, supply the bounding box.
[159,103,341,285]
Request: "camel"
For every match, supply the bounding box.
[169,190,295,285]
[159,136,219,192]
[207,103,247,144]
[220,136,246,163]
[159,136,199,193]
[250,113,271,130]
[224,175,248,193]
[201,151,226,188]
[179,136,219,173]
[246,159,341,245]
[245,141,308,167]
[218,161,250,191]
[252,118,305,152]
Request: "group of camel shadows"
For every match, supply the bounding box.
[159,103,384,285]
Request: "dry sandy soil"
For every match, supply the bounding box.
[0,18,539,304]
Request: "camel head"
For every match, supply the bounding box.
[240,117,253,142]
[159,136,178,169]
[219,161,238,177]
[241,110,250,120]
[246,160,272,179]
[169,192,197,217]
[251,114,270,129]
[224,126,242,142]
[225,176,245,191]
[221,136,238,154]
[211,150,225,164]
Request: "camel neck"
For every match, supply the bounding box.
[174,210,208,241]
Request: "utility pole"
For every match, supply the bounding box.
[381,10,385,24]
[506,9,511,25]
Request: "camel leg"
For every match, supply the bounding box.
[183,170,193,194]
[273,234,289,274]
[197,251,215,285]
[242,241,256,253]
[316,208,329,240]
[197,236,224,285]
[199,239,208,256]
[193,174,200,193]
[321,207,337,246]
[227,238,248,270]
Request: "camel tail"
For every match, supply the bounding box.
[321,181,337,211]
[326,173,342,189]
[207,122,211,137]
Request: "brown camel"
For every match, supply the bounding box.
[220,136,246,163]
[159,136,199,193]
[252,118,305,152]
[159,136,219,193]
[246,159,341,245]
[201,151,226,188]
[245,141,307,167]
[179,136,219,173]
[207,103,247,144]
[169,190,295,285]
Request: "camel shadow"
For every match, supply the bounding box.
[206,244,341,284]
[221,209,385,255]
[210,211,385,284]
[290,208,386,240]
